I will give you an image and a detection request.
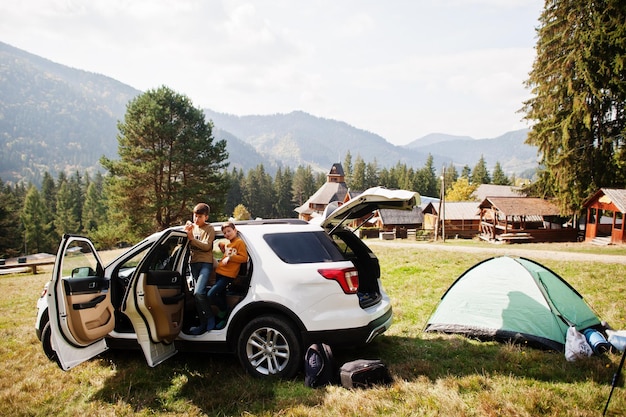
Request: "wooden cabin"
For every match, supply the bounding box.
[582,188,626,245]
[423,201,481,239]
[478,197,577,243]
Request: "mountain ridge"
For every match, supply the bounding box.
[0,41,539,185]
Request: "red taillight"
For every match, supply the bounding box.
[40,282,49,298]
[318,267,359,294]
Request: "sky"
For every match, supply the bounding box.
[0,0,544,146]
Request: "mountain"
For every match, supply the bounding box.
[0,41,539,185]
[408,129,539,174]
[204,109,433,172]
[405,133,474,148]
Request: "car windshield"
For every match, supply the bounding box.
[263,231,345,264]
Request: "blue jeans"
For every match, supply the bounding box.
[207,273,231,313]
[191,262,213,324]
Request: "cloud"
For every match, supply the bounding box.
[0,0,543,144]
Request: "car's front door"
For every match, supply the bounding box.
[48,235,114,370]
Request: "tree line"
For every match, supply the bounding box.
[0,150,515,258]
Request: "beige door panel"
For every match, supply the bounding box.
[64,289,115,345]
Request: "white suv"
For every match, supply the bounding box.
[35,187,418,378]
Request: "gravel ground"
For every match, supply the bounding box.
[367,240,626,265]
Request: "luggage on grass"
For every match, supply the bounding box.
[339,359,392,389]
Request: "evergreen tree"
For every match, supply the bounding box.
[0,179,23,257]
[364,160,379,189]
[413,154,438,197]
[40,172,57,217]
[343,151,353,187]
[523,0,626,212]
[82,182,107,232]
[491,162,511,185]
[101,86,228,239]
[460,165,471,179]
[273,167,295,218]
[21,185,46,254]
[351,156,366,191]
[224,168,245,220]
[69,171,84,232]
[292,165,316,207]
[243,165,274,218]
[470,155,491,185]
[55,181,80,235]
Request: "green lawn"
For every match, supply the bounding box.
[1,242,625,416]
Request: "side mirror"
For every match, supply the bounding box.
[71,267,96,278]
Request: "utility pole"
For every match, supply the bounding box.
[435,166,446,242]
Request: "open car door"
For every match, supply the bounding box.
[121,230,187,367]
[48,235,115,370]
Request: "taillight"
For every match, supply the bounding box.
[318,267,359,294]
[40,283,49,298]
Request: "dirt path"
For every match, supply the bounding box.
[367,240,626,265]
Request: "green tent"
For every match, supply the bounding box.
[424,256,602,351]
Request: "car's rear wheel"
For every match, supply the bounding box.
[237,314,301,378]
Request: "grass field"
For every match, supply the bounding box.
[1,241,625,416]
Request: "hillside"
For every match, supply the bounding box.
[408,129,538,174]
[0,41,539,185]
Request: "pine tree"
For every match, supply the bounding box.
[351,156,366,191]
[55,181,80,235]
[101,86,228,238]
[523,0,626,212]
[21,185,46,254]
[273,167,295,218]
[470,155,491,185]
[0,179,23,257]
[292,165,316,207]
[491,162,511,185]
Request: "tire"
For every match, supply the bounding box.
[237,315,302,379]
[40,321,58,363]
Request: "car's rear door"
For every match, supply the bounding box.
[48,235,114,370]
[121,230,187,366]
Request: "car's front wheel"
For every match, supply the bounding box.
[40,321,58,363]
[237,314,302,378]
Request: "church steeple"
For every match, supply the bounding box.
[327,163,345,183]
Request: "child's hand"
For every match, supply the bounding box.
[218,241,226,253]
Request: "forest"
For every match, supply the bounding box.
[0,152,513,259]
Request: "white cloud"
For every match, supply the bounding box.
[0,0,543,144]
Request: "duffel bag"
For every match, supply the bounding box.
[339,359,392,389]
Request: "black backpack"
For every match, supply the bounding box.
[304,343,337,388]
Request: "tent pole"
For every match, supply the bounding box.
[603,347,626,416]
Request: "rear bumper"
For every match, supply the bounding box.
[301,306,393,348]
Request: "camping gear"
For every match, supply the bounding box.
[339,359,393,389]
[607,330,626,352]
[565,326,593,362]
[304,343,337,388]
[424,256,602,351]
[583,328,611,354]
